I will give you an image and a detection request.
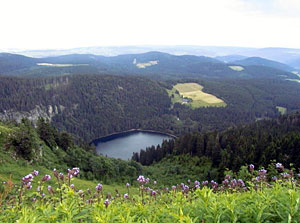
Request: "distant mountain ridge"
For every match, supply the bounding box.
[0,51,298,80]
[232,57,294,72]
[3,45,299,65]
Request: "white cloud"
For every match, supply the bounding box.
[237,0,300,17]
[0,0,299,50]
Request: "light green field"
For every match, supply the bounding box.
[167,83,226,109]
[276,106,287,115]
[229,65,244,71]
[136,60,158,69]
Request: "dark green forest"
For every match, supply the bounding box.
[133,113,300,180]
[1,75,300,142]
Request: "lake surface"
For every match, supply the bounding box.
[94,131,174,160]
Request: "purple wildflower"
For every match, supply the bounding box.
[153,181,157,185]
[151,190,157,196]
[72,168,80,176]
[249,164,255,171]
[272,176,278,181]
[126,183,130,188]
[237,179,245,187]
[137,175,148,185]
[194,180,200,186]
[258,169,267,175]
[70,184,75,189]
[225,175,231,180]
[124,193,129,199]
[202,181,209,186]
[22,174,33,183]
[32,170,39,176]
[48,185,54,194]
[223,179,229,185]
[276,163,284,169]
[171,185,176,190]
[53,168,58,177]
[42,175,51,181]
[104,199,110,208]
[96,183,102,191]
[281,172,290,179]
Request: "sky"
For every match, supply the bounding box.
[0,0,300,50]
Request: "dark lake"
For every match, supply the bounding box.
[93,131,174,160]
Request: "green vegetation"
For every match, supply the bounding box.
[0,119,144,186]
[229,65,244,71]
[1,162,300,222]
[167,83,226,109]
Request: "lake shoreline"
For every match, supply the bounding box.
[90,129,177,145]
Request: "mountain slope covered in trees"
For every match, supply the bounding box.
[1,75,300,142]
[133,112,300,180]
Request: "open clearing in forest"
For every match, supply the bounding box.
[276,106,287,115]
[229,65,244,71]
[37,63,89,67]
[134,60,159,69]
[167,83,226,109]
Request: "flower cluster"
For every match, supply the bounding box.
[67,168,80,179]
[137,175,149,185]
[42,174,51,181]
[22,173,34,189]
[276,163,284,170]
[194,180,200,189]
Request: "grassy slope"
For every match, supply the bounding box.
[167,83,226,109]
[0,122,136,195]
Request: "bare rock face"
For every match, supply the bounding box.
[0,105,58,124]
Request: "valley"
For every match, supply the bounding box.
[1,49,300,222]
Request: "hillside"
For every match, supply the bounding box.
[1,75,300,142]
[0,119,143,184]
[133,112,300,180]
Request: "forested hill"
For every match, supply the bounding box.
[1,75,300,142]
[133,112,300,176]
[0,52,298,80]
[232,57,294,72]
[0,75,171,141]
